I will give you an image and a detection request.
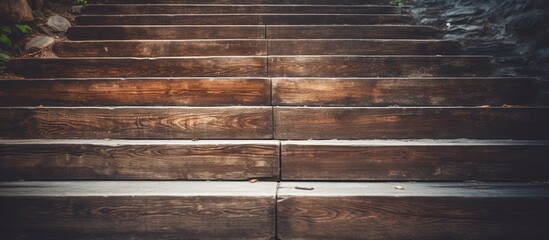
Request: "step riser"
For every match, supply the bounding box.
[0,108,273,139]
[82,5,401,15]
[93,0,393,5]
[272,78,538,106]
[282,144,549,180]
[76,14,413,25]
[0,78,271,106]
[67,26,437,40]
[54,40,460,57]
[0,141,279,180]
[274,107,549,139]
[8,57,490,78]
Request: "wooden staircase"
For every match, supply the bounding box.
[1,0,549,239]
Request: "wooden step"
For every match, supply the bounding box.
[272,77,539,106]
[0,140,279,180]
[54,40,267,57]
[54,39,460,57]
[269,39,461,55]
[82,4,401,15]
[0,78,270,106]
[281,140,549,181]
[75,14,413,25]
[278,182,549,240]
[0,181,276,239]
[93,0,393,5]
[268,56,493,77]
[273,107,549,139]
[67,26,266,40]
[0,107,273,139]
[266,25,438,39]
[7,57,267,78]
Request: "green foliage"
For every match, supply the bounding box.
[15,24,33,34]
[0,51,10,63]
[394,0,402,5]
[74,0,88,5]
[0,23,34,63]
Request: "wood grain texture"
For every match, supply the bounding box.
[7,57,267,78]
[267,25,438,39]
[0,181,276,240]
[0,107,273,139]
[82,4,401,15]
[273,107,549,139]
[54,40,267,57]
[281,140,549,180]
[93,0,393,5]
[0,140,279,180]
[271,77,539,106]
[268,39,461,55]
[0,78,270,106]
[76,14,413,25]
[278,196,549,240]
[67,26,265,40]
[268,56,493,77]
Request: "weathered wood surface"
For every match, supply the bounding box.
[75,14,413,25]
[0,140,279,180]
[266,25,438,39]
[0,181,276,240]
[8,57,267,78]
[0,107,273,139]
[93,0,393,5]
[271,77,539,106]
[268,56,493,77]
[67,26,265,40]
[278,182,549,240]
[281,140,549,180]
[82,4,401,15]
[268,39,461,55]
[0,78,270,106]
[54,40,267,57]
[273,107,549,139]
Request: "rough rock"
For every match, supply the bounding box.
[25,35,55,51]
[46,15,71,33]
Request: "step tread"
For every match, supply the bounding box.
[93,0,393,4]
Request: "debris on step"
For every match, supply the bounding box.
[46,15,71,33]
[25,35,55,51]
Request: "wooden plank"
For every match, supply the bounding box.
[0,140,279,180]
[0,107,273,139]
[54,40,267,57]
[278,182,549,240]
[0,78,270,106]
[268,56,493,77]
[272,77,539,106]
[0,181,276,239]
[82,4,401,15]
[67,26,265,40]
[7,57,267,78]
[268,39,461,55]
[93,0,393,5]
[76,14,413,25]
[273,107,549,139]
[281,140,549,180]
[267,25,438,39]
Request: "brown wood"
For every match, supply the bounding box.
[268,39,461,55]
[0,181,276,240]
[273,107,549,139]
[0,107,273,139]
[0,78,270,106]
[82,4,401,15]
[281,140,549,181]
[67,26,265,40]
[7,57,267,78]
[0,0,33,22]
[267,25,438,39]
[76,14,413,25]
[0,140,279,180]
[93,0,393,5]
[278,182,549,240]
[54,40,267,57]
[268,56,493,77]
[272,77,539,106]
